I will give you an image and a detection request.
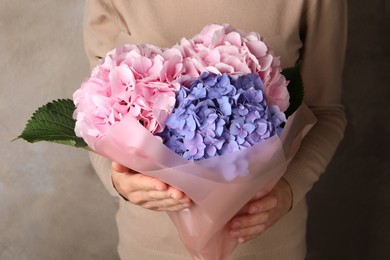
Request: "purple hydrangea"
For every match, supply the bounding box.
[158,72,286,161]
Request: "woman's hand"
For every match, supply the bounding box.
[111,161,193,211]
[229,178,293,244]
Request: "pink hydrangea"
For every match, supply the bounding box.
[177,24,290,112]
[73,44,184,139]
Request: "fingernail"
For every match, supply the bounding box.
[231,220,241,228]
[182,203,191,208]
[238,237,246,244]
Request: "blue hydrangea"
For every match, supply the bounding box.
[158,72,286,161]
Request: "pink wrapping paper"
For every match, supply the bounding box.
[85,104,316,260]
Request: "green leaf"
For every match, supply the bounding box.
[282,61,304,118]
[14,99,89,149]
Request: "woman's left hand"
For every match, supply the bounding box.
[229,178,293,244]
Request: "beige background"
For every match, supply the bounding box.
[1,0,389,260]
[0,1,118,259]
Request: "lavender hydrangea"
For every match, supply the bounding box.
[158,72,286,161]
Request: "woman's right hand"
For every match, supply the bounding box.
[111,161,193,212]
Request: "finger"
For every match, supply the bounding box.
[112,170,168,194]
[247,194,277,214]
[230,223,266,239]
[165,186,191,200]
[127,188,191,204]
[231,212,269,230]
[162,201,193,212]
[126,173,168,192]
[127,185,192,206]
[112,161,130,173]
[142,199,193,212]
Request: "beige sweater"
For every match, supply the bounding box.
[83,0,347,259]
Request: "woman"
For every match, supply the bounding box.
[84,0,347,259]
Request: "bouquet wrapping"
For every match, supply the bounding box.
[84,104,314,260]
[18,24,316,259]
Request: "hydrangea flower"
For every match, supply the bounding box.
[73,44,185,139]
[158,72,286,161]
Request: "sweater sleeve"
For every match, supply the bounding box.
[283,0,348,207]
[83,0,127,68]
[83,0,128,198]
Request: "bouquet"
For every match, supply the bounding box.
[17,24,316,260]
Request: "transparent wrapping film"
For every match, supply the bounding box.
[85,104,316,260]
